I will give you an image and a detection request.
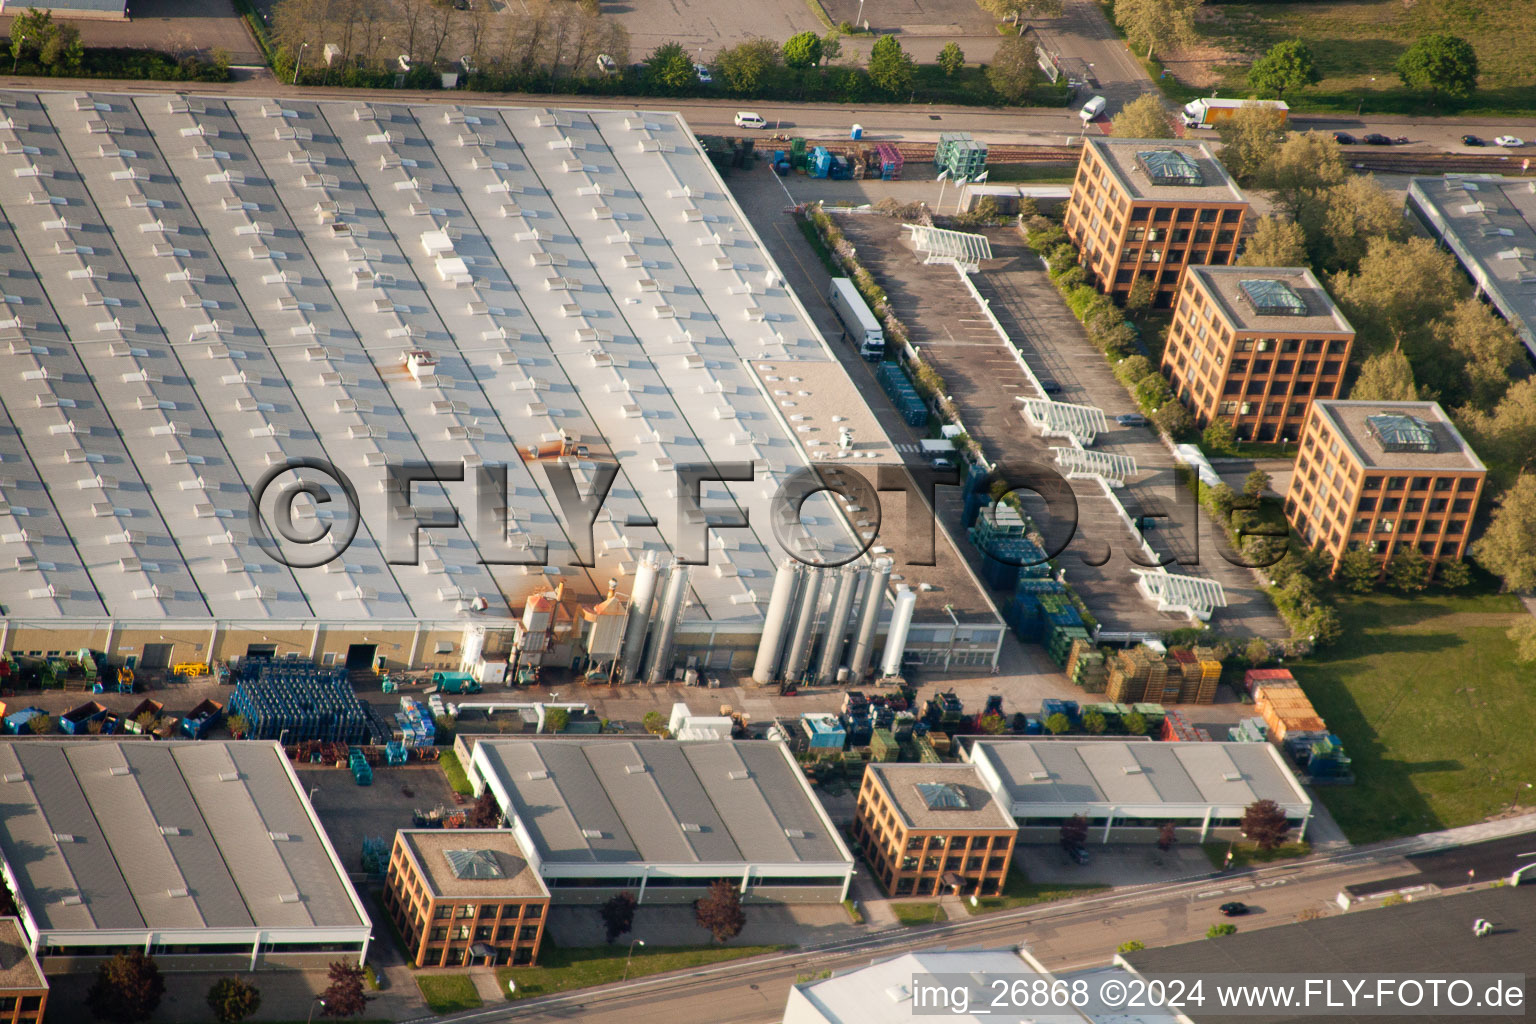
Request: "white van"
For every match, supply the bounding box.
[1079,95,1106,123]
[734,111,767,129]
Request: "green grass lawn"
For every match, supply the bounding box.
[496,942,786,999]
[1191,0,1536,116]
[438,749,474,796]
[892,901,949,925]
[416,974,483,1014]
[964,871,1108,915]
[1293,590,1535,843]
[1202,841,1312,870]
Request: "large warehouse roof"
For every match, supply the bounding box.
[0,90,939,627]
[1409,175,1536,359]
[473,738,851,867]
[0,740,365,934]
[970,739,1311,814]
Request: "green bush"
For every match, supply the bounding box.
[1113,355,1155,387]
[1055,265,1087,291]
[1065,284,1102,320]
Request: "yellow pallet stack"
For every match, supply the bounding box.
[1255,680,1326,743]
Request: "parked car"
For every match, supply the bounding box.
[1115,413,1148,427]
[1039,379,1063,395]
[595,53,618,76]
[1495,135,1525,148]
[1068,845,1091,865]
[734,111,767,129]
[694,63,712,85]
[1462,134,1485,146]
[1331,131,1356,145]
[1219,901,1250,916]
[1362,133,1392,146]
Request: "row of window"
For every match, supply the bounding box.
[428,925,541,942]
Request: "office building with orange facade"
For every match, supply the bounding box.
[852,764,1017,898]
[383,829,551,968]
[1163,267,1354,442]
[1064,138,1249,307]
[1285,401,1486,578]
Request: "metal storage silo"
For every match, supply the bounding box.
[815,564,862,685]
[880,585,918,678]
[780,567,824,683]
[618,551,661,683]
[751,558,801,684]
[847,557,892,680]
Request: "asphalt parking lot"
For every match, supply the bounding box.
[300,761,460,873]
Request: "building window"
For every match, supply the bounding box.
[457,905,476,918]
[1457,477,1479,492]
[526,904,543,918]
[1387,477,1407,490]
[1363,475,1383,489]
[521,926,539,940]
[435,907,452,919]
[455,925,471,940]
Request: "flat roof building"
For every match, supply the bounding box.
[1285,400,1485,578]
[0,89,1002,681]
[1065,138,1249,307]
[1164,267,1354,443]
[1408,175,1536,360]
[383,829,550,968]
[0,920,45,1024]
[852,763,1017,898]
[0,740,371,970]
[468,738,854,903]
[968,739,1312,843]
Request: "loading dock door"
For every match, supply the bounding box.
[139,644,173,671]
[345,644,377,671]
[246,644,277,661]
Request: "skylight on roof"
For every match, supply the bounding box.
[914,782,971,811]
[1365,413,1437,453]
[1135,149,1203,187]
[1238,278,1308,317]
[443,848,505,880]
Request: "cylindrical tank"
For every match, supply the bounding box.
[751,559,801,684]
[585,579,627,660]
[460,624,486,670]
[847,557,892,680]
[618,552,661,683]
[815,564,862,685]
[880,585,918,679]
[780,567,824,683]
[645,563,691,684]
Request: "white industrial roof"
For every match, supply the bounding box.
[0,91,915,626]
[971,739,1311,816]
[0,740,366,936]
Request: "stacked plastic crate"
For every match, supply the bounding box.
[935,131,972,168]
[1067,638,1108,693]
[395,696,437,749]
[1226,716,1269,743]
[943,140,988,181]
[228,663,368,744]
[1254,678,1326,744]
[875,362,929,426]
[1106,646,1157,703]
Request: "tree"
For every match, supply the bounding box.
[937,41,965,76]
[1435,299,1524,412]
[1215,102,1287,184]
[1386,545,1430,592]
[1207,923,1238,938]
[1203,418,1236,455]
[1460,379,1536,484]
[1472,473,1536,591]
[782,31,821,69]
[642,710,669,735]
[1152,400,1194,439]
[88,952,165,1023]
[1123,711,1148,736]
[226,713,249,739]
[1303,605,1343,646]
[1303,175,1406,272]
[1396,33,1478,99]
[716,37,780,92]
[1243,636,1270,666]
[977,712,1007,734]
[1435,558,1472,589]
[601,891,637,943]
[320,961,367,1017]
[1256,131,1346,219]
[465,790,501,828]
[1113,0,1201,60]
[1082,710,1107,734]
[985,34,1037,105]
[1118,939,1146,953]
[1247,39,1319,99]
[1157,822,1177,851]
[645,41,697,93]
[1509,620,1536,663]
[1237,216,1308,268]
[1336,546,1379,593]
[1330,237,1463,359]
[866,35,914,96]
[694,880,745,943]
[1241,798,1291,851]
[1243,469,1271,498]
[1349,349,1417,402]
[1110,93,1173,139]
[207,978,261,1024]
[543,707,570,733]
[1059,814,1090,850]
[1125,277,1156,318]
[980,0,1064,24]
[1044,712,1071,735]
[9,8,82,73]
[820,30,843,63]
